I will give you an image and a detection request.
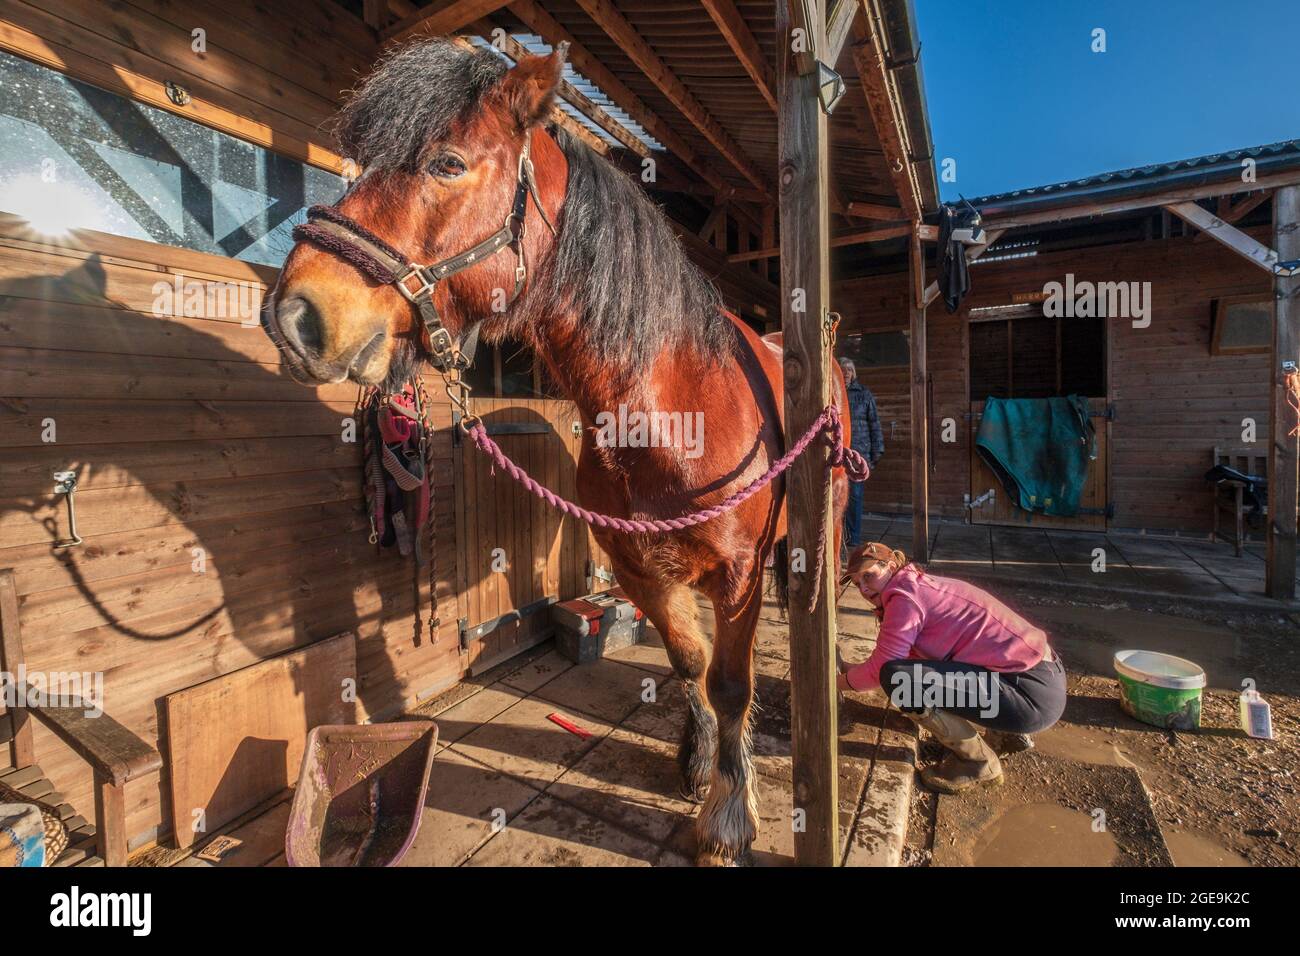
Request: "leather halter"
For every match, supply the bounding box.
[292,137,555,371]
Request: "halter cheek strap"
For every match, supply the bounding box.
[291,137,555,372]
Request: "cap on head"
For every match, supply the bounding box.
[840,541,907,587]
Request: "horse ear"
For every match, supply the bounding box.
[498,43,568,130]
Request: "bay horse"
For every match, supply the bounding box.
[264,39,851,865]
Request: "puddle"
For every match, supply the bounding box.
[1165,829,1251,867]
[1032,723,1137,768]
[972,803,1118,867]
[1033,606,1247,690]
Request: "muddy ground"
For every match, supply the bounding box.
[903,584,1300,867]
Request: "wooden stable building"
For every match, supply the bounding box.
[0,0,1295,868]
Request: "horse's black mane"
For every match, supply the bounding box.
[333,39,733,378]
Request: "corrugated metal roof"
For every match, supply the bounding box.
[967,139,1300,209]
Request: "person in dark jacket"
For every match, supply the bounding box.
[839,358,883,550]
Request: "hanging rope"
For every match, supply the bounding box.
[461,403,870,612]
[1286,369,1300,438]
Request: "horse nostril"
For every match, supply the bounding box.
[277,295,325,357]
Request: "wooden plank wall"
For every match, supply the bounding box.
[0,0,373,174]
[834,229,1272,532]
[0,217,463,849]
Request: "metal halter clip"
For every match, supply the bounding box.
[396,266,435,303]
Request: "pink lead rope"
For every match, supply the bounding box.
[463,404,870,611]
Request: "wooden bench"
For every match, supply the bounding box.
[1211,447,1268,556]
[1,569,162,866]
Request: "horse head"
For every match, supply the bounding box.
[265,40,568,390]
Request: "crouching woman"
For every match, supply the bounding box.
[837,542,1067,793]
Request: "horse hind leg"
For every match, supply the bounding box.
[696,577,763,866]
[614,577,716,801]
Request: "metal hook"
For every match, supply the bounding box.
[52,470,83,549]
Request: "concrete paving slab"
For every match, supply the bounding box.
[450,696,613,790]
[400,748,540,866]
[428,682,526,745]
[499,648,573,694]
[621,676,686,746]
[466,794,659,866]
[532,657,657,724]
[605,630,674,676]
[547,728,698,844]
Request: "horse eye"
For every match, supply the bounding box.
[428,154,467,179]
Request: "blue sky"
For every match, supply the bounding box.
[913,0,1300,200]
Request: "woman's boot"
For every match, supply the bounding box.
[909,707,1003,793]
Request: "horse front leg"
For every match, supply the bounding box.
[613,574,717,801]
[696,578,763,866]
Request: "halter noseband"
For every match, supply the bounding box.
[292,137,555,372]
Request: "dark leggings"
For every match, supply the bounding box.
[879,655,1068,734]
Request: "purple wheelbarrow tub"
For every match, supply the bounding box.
[285,722,438,867]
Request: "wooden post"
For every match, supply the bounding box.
[909,226,930,561]
[1267,185,1299,599]
[778,0,838,867]
[94,774,128,867]
[0,570,35,769]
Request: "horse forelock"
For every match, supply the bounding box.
[333,39,508,174]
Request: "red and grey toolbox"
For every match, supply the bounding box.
[551,587,646,664]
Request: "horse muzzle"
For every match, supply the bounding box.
[267,292,390,385]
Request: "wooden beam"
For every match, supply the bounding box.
[844,199,903,220]
[471,20,651,158]
[1165,201,1282,274]
[778,0,838,869]
[982,171,1300,231]
[700,204,729,249]
[509,0,735,198]
[730,221,929,262]
[826,0,857,65]
[363,0,389,29]
[0,570,35,769]
[909,224,929,561]
[786,0,820,75]
[850,1,925,221]
[573,0,773,200]
[383,0,511,44]
[702,0,778,112]
[922,228,1006,308]
[1267,185,1299,600]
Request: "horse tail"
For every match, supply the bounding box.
[769,537,790,619]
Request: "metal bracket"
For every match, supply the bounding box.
[52,470,83,549]
[165,80,192,107]
[458,596,558,651]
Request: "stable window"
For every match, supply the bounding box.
[0,51,345,266]
[1211,294,1272,355]
[838,330,911,369]
[969,311,1106,400]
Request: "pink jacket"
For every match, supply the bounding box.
[844,565,1049,692]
